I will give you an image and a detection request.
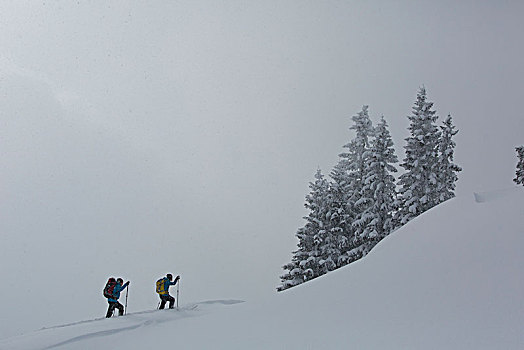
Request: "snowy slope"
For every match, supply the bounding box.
[1,187,523,349]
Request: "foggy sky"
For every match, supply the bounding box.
[1,1,523,338]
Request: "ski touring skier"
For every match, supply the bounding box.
[104,277,130,318]
[156,273,180,309]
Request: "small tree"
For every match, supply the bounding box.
[395,87,441,227]
[514,146,524,185]
[327,161,352,268]
[358,117,398,244]
[315,179,350,273]
[437,114,462,202]
[335,106,375,265]
[278,169,330,291]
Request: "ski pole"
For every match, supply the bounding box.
[176,279,180,309]
[125,286,129,315]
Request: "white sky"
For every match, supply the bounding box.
[0,0,523,338]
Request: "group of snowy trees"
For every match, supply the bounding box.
[514,146,524,186]
[278,87,461,291]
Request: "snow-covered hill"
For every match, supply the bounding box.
[1,187,522,349]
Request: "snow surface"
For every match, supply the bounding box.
[1,187,523,349]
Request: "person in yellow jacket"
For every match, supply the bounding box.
[156,273,180,309]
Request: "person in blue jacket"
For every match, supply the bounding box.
[156,273,180,309]
[106,278,130,318]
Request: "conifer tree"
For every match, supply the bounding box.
[358,117,398,244]
[278,169,330,291]
[327,160,351,267]
[348,105,375,198]
[395,87,441,226]
[437,114,462,202]
[514,146,524,186]
[316,180,348,273]
[335,106,375,265]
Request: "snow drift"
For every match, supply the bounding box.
[1,187,523,349]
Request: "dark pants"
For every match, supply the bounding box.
[159,294,175,309]
[106,301,124,318]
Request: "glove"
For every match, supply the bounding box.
[175,275,180,282]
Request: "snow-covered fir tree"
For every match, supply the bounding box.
[335,106,375,265]
[514,146,524,185]
[357,117,398,245]
[282,105,377,287]
[278,169,330,291]
[326,158,351,267]
[395,87,441,226]
[437,114,462,202]
[348,105,375,198]
[316,181,348,273]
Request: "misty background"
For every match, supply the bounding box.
[1,1,523,338]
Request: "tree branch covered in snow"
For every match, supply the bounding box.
[514,145,524,185]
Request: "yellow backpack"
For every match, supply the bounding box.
[156,278,167,295]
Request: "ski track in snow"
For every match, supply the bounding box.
[43,324,143,349]
[473,186,521,203]
[197,299,244,305]
[39,299,243,332]
[36,300,243,350]
[39,317,108,331]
